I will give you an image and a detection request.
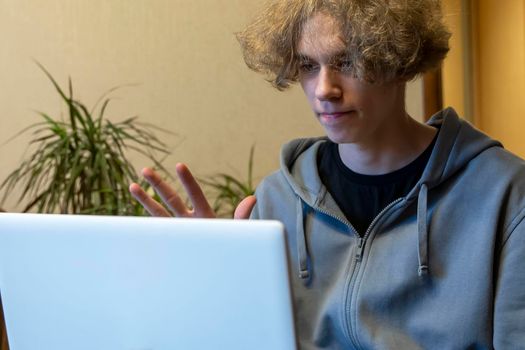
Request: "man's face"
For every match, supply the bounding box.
[297,12,406,145]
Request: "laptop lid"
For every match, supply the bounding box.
[0,213,296,350]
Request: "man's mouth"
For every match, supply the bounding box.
[320,112,347,118]
[318,111,355,122]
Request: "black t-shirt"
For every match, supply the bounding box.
[317,136,437,236]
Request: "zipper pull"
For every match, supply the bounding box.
[355,238,365,262]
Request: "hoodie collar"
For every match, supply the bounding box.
[406,107,502,200]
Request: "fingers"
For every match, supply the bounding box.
[175,163,215,218]
[141,167,191,217]
[131,166,257,220]
[234,195,257,219]
[129,182,171,217]
[133,165,215,219]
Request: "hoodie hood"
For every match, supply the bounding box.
[278,108,502,280]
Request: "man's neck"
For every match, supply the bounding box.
[338,116,437,175]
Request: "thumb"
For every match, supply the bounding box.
[234,195,257,219]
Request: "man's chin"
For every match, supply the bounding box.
[324,132,358,145]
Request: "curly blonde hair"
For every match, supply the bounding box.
[236,0,450,89]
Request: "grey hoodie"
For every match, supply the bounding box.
[250,108,525,349]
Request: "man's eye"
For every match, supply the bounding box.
[333,59,353,72]
[299,62,318,73]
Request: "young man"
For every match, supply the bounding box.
[130,0,525,348]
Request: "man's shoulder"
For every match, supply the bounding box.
[253,137,327,212]
[475,146,525,181]
[256,170,289,196]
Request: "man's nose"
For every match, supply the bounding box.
[315,67,342,101]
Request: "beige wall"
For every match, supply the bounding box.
[475,0,525,157]
[0,1,423,211]
[442,0,467,119]
[441,0,525,158]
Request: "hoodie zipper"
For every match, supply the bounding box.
[343,197,405,348]
[312,205,354,231]
[308,205,363,347]
[310,197,405,348]
[355,198,405,262]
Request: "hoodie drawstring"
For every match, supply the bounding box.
[296,199,311,283]
[417,183,430,277]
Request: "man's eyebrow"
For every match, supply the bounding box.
[296,54,313,62]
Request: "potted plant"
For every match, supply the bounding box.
[201,145,257,218]
[0,64,172,216]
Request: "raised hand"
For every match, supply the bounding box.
[129,163,256,219]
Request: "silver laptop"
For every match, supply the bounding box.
[0,213,297,350]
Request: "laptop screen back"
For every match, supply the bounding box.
[0,213,296,350]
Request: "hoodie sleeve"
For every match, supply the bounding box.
[493,208,525,348]
[248,170,292,221]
